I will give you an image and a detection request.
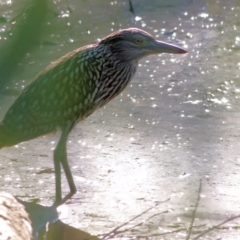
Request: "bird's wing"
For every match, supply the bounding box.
[0,45,100,145]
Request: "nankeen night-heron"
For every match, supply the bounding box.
[0,28,187,206]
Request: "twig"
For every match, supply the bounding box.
[135,228,186,239]
[129,0,135,15]
[145,210,168,222]
[101,198,170,239]
[185,179,202,240]
[193,214,240,240]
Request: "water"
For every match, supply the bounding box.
[1,0,240,239]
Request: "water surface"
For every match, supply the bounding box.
[1,0,240,239]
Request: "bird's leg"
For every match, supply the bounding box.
[59,148,77,205]
[53,123,77,207]
[53,136,64,206]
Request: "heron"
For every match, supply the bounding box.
[0,28,187,206]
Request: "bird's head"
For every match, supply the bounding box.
[100,28,187,62]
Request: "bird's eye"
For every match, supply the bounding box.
[135,38,143,45]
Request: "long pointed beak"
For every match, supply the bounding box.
[153,40,187,54]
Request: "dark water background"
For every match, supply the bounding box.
[1,0,240,239]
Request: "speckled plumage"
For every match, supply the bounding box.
[0,44,136,146]
[0,28,187,205]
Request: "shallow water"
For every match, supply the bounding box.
[1,0,240,239]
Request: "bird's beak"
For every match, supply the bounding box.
[153,40,187,54]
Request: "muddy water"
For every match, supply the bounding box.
[1,0,240,239]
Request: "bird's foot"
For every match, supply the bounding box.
[52,191,76,207]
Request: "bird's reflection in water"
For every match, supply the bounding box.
[18,199,99,240]
[38,220,99,240]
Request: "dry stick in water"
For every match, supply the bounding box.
[185,179,240,239]
[193,214,240,239]
[101,198,170,239]
[186,179,202,240]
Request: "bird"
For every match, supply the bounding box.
[0,28,187,206]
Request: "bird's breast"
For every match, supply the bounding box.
[94,61,138,108]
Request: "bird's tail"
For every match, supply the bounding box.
[0,124,15,149]
[0,124,5,149]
